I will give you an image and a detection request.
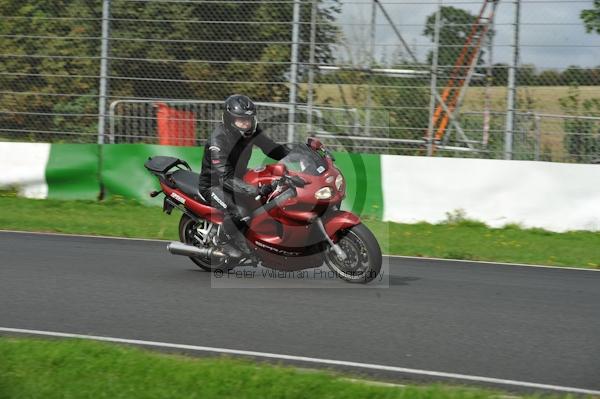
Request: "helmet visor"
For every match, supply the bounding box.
[233,115,255,131]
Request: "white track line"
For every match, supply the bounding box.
[342,378,406,388]
[0,229,167,243]
[1,327,598,396]
[2,229,598,272]
[386,254,600,272]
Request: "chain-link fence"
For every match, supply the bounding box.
[1,0,599,162]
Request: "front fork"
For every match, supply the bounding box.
[314,217,347,260]
[315,211,362,261]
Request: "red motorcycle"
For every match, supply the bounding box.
[144,138,382,283]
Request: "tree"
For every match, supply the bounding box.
[370,64,430,150]
[491,63,508,86]
[423,6,482,68]
[537,70,561,86]
[517,64,537,86]
[581,0,600,34]
[0,0,100,140]
[109,0,340,102]
[561,66,588,86]
[585,67,600,86]
[0,0,341,140]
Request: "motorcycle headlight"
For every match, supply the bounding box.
[315,187,333,200]
[335,174,344,190]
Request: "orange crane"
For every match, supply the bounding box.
[429,0,499,149]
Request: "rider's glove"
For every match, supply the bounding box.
[257,182,275,198]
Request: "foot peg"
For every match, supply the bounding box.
[221,242,243,258]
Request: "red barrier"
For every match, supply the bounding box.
[156,103,196,146]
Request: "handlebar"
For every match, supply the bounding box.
[274,174,306,189]
[254,174,306,201]
[251,186,296,219]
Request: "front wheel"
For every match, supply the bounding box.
[324,223,382,284]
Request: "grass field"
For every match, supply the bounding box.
[306,84,599,161]
[1,193,598,268]
[0,337,569,399]
[308,85,599,115]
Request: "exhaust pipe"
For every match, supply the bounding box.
[167,242,226,258]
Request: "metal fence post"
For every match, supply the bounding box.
[534,113,541,161]
[365,0,377,137]
[287,0,301,144]
[97,0,111,145]
[306,0,318,134]
[426,0,442,156]
[484,0,498,147]
[504,0,520,160]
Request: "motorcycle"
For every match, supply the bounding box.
[144,137,382,283]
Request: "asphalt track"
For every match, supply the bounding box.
[1,231,599,394]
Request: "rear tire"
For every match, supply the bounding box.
[324,223,382,284]
[178,214,227,272]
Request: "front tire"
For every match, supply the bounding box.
[324,223,382,284]
[178,214,227,271]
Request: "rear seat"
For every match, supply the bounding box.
[170,170,208,203]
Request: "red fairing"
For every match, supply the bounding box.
[245,160,346,225]
[323,211,361,240]
[154,144,360,266]
[160,182,224,224]
[243,163,286,186]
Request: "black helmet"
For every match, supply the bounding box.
[223,94,257,138]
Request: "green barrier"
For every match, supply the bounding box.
[46,144,100,200]
[332,152,383,219]
[100,143,383,218]
[101,144,203,206]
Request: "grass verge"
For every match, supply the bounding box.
[0,194,598,269]
[0,337,560,399]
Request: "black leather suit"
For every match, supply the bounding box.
[198,123,289,242]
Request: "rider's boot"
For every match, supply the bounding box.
[221,214,251,257]
[221,242,243,258]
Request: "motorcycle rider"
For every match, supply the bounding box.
[198,94,289,258]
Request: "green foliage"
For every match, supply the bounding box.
[482,63,600,87]
[443,209,487,228]
[0,0,100,140]
[102,0,339,102]
[52,90,98,134]
[581,0,600,34]
[423,6,483,69]
[370,72,429,151]
[558,86,600,162]
[0,0,341,138]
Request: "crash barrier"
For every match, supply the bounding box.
[156,103,197,146]
[0,143,99,200]
[108,100,360,145]
[380,155,600,232]
[1,142,599,232]
[0,142,384,219]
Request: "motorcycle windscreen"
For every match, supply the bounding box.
[280,144,328,176]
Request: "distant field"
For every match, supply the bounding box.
[307,84,599,115]
[305,84,599,161]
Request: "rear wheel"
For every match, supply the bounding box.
[178,214,227,271]
[324,223,382,284]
